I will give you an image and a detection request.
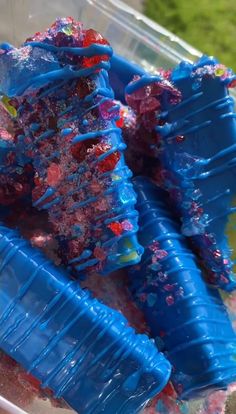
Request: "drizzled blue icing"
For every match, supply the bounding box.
[0,224,171,413]
[157,56,236,290]
[109,54,146,103]
[0,42,112,97]
[126,75,162,95]
[25,41,113,57]
[130,177,236,399]
[123,54,236,290]
[0,23,143,274]
[171,55,236,85]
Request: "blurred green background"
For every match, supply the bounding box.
[144,0,236,70]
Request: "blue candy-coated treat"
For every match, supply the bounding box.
[0,224,171,414]
[130,176,236,399]
[122,55,236,291]
[157,56,236,291]
[0,19,143,275]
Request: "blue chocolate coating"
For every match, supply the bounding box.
[157,56,236,290]
[0,224,171,413]
[130,177,236,398]
[110,54,146,103]
[0,35,143,274]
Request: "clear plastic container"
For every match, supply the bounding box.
[0,1,235,413]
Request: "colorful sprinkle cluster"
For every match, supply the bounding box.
[122,75,181,178]
[0,17,142,275]
[124,57,236,291]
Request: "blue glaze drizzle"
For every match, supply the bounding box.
[1,20,143,275]
[126,74,162,95]
[130,177,236,399]
[0,224,171,413]
[125,56,236,290]
[12,61,111,96]
[162,59,236,290]
[25,41,113,58]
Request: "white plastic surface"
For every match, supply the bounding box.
[0,397,28,414]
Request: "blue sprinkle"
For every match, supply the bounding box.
[155,336,165,351]
[150,262,161,271]
[156,399,168,414]
[179,402,189,414]
[147,293,157,307]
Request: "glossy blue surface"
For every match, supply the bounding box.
[110,54,146,102]
[130,177,236,398]
[157,57,236,290]
[0,26,143,275]
[0,224,171,413]
[117,53,236,291]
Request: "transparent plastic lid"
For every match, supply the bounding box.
[1,0,201,68]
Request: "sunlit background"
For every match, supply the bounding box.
[143,0,236,70]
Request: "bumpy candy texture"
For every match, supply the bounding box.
[0,224,171,414]
[130,177,236,398]
[0,200,178,414]
[0,102,33,206]
[0,18,143,276]
[124,73,181,180]
[125,57,236,291]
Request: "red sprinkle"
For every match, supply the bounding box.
[108,222,123,236]
[83,29,109,68]
[176,135,185,143]
[228,79,236,88]
[93,246,106,261]
[213,249,221,259]
[163,284,175,292]
[95,144,120,173]
[166,295,175,306]
[116,109,125,128]
[162,382,176,397]
[71,141,84,161]
[47,163,62,186]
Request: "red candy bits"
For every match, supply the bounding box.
[108,222,123,236]
[47,163,62,187]
[95,143,120,173]
[228,79,236,88]
[83,29,110,68]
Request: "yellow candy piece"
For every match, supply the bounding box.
[112,174,121,181]
[120,250,139,263]
[215,68,225,77]
[62,26,73,36]
[119,238,139,263]
[1,95,17,118]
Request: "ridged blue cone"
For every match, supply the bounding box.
[130,176,236,398]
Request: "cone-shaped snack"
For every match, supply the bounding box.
[0,224,171,414]
[126,58,236,291]
[0,18,143,275]
[130,177,236,398]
